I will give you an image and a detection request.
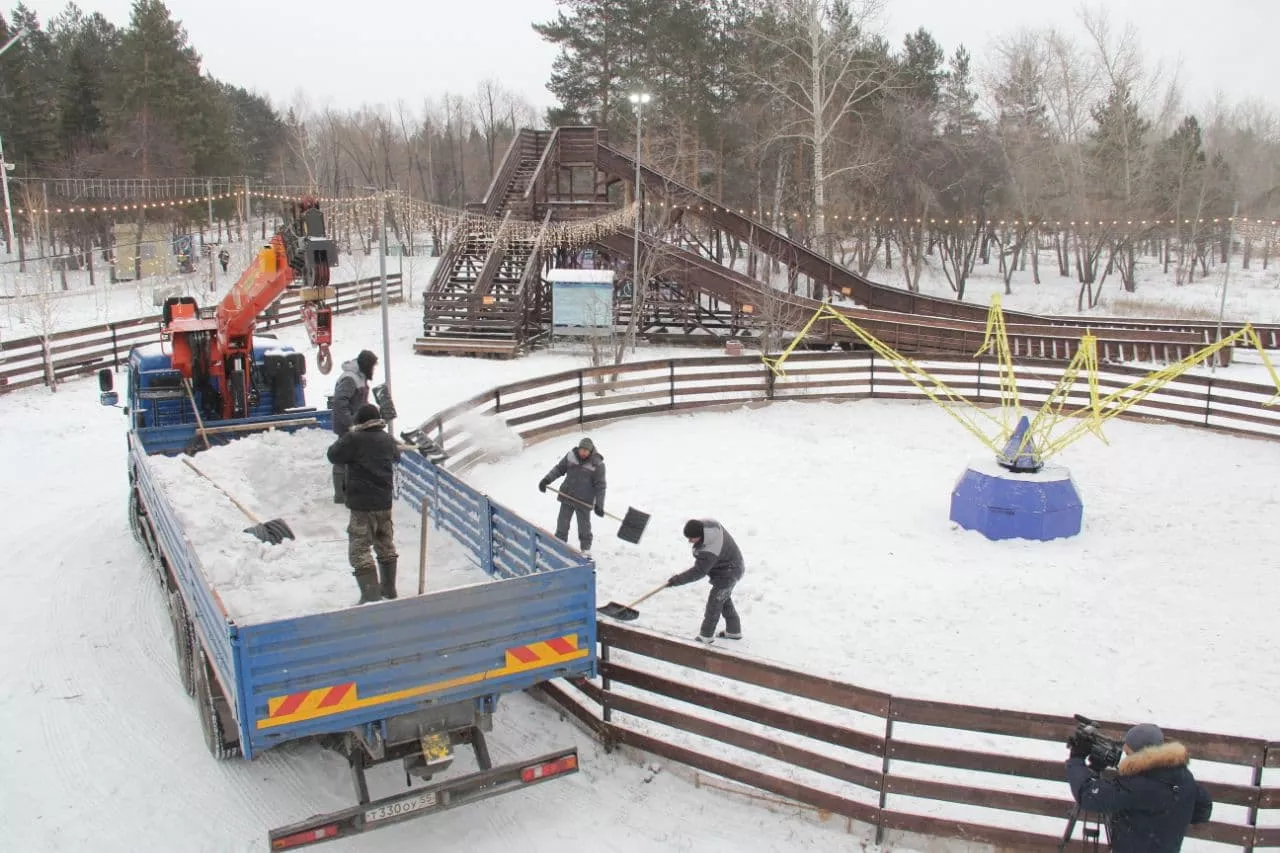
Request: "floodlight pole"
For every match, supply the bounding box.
[1212,200,1239,376]
[628,91,651,346]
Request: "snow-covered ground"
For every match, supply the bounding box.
[465,400,1280,739]
[6,259,1279,851]
[149,428,486,624]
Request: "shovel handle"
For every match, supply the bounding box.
[181,457,264,524]
[182,377,211,451]
[548,487,623,522]
[623,581,670,610]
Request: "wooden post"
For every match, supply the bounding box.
[417,498,429,595]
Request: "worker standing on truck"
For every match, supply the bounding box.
[329,349,378,503]
[538,437,606,557]
[327,403,401,603]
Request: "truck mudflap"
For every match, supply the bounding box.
[267,747,580,850]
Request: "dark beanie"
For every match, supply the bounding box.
[683,519,704,539]
[356,403,382,424]
[356,349,378,377]
[578,437,595,451]
[1123,723,1164,752]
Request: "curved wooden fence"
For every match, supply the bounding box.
[0,274,403,394]
[417,350,1280,852]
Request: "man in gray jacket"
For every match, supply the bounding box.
[329,349,377,503]
[667,519,745,643]
[538,437,606,555]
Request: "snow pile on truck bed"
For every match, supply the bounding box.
[149,428,490,625]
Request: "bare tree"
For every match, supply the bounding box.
[747,0,896,267]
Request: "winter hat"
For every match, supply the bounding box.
[355,403,382,424]
[356,349,378,377]
[683,519,704,540]
[1124,723,1164,752]
[577,437,595,452]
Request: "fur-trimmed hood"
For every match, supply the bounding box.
[1118,741,1189,776]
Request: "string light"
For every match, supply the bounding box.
[6,184,1278,244]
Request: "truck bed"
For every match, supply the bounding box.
[129,424,597,759]
[148,428,488,624]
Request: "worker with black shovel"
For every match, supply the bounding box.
[539,437,606,557]
[667,519,745,644]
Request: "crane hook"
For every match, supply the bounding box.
[316,345,333,375]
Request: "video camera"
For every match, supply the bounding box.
[1067,714,1124,770]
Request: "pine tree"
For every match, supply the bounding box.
[0,7,61,171]
[533,0,643,129]
[940,47,980,138]
[104,0,209,174]
[1087,83,1151,212]
[48,6,120,161]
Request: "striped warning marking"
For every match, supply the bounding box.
[257,634,586,730]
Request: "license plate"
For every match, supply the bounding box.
[363,791,438,825]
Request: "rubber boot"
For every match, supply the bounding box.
[355,569,382,604]
[378,558,398,600]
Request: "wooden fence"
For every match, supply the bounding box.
[540,623,1278,852]
[418,349,1280,473]
[0,274,403,394]
[413,350,1280,852]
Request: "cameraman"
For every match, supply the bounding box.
[1067,723,1213,853]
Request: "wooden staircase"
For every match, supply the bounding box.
[419,130,554,358]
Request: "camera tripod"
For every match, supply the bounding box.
[1060,803,1111,853]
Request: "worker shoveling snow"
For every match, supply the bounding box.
[149,428,490,625]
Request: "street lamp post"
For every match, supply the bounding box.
[627,92,650,333]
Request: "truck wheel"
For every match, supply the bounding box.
[128,488,147,546]
[191,643,241,761]
[168,590,195,697]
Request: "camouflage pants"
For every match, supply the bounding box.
[348,509,397,575]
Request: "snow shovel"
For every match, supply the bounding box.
[181,458,295,545]
[547,487,650,544]
[598,581,669,622]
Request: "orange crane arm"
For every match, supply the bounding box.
[217,235,295,344]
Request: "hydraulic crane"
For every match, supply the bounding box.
[159,196,339,421]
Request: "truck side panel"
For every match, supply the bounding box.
[236,564,596,757]
[130,435,239,699]
[396,452,589,577]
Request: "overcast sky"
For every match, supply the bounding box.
[18,0,1279,117]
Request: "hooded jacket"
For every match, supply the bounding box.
[326,418,401,511]
[544,446,606,510]
[669,519,745,588]
[330,359,370,435]
[1067,741,1213,853]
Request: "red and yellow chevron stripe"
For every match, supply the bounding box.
[257,633,587,730]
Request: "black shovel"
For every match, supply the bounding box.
[548,487,650,544]
[598,581,669,622]
[181,458,296,545]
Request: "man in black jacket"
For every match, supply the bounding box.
[326,403,401,603]
[329,349,378,503]
[667,519,745,644]
[538,437,606,556]
[1066,723,1213,853]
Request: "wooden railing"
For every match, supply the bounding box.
[417,350,1280,473]
[416,350,1280,851]
[539,623,1278,852]
[0,274,403,394]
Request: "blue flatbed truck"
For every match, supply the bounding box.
[98,338,598,849]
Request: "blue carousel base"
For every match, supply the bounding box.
[949,458,1083,542]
